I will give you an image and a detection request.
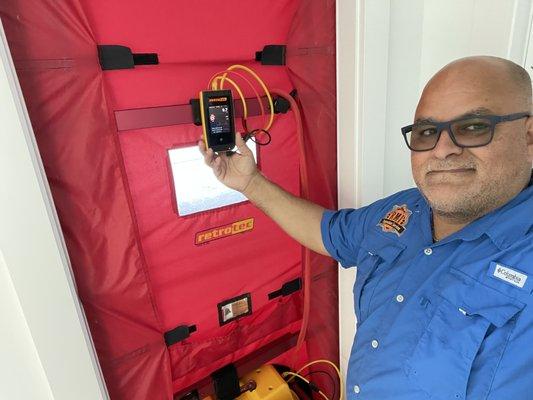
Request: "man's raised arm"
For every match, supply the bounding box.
[199,133,329,256]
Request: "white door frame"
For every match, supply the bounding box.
[0,19,109,400]
[336,0,391,380]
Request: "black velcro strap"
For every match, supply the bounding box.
[273,97,291,114]
[255,45,286,66]
[132,53,159,65]
[274,89,297,114]
[98,45,133,70]
[164,325,196,346]
[212,364,241,400]
[268,278,302,300]
[189,99,202,126]
[98,45,159,70]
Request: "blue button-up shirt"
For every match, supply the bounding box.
[321,174,533,400]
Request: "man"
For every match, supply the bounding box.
[199,56,533,399]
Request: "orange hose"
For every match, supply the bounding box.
[208,69,266,118]
[207,69,267,134]
[269,89,311,358]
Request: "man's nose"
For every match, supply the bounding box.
[431,128,463,159]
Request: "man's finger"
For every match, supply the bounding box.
[203,148,217,167]
[235,132,252,156]
[212,155,225,178]
[198,139,207,156]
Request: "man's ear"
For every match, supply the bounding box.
[527,115,533,163]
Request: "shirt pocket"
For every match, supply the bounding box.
[404,267,525,400]
[353,230,405,324]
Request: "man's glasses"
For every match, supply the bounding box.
[401,112,530,152]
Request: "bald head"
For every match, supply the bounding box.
[497,56,533,108]
[422,56,532,112]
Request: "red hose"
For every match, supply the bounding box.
[269,89,311,359]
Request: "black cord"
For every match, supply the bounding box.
[225,129,271,157]
[303,370,337,400]
[244,129,271,146]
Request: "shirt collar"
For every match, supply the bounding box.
[418,170,533,249]
[479,178,532,249]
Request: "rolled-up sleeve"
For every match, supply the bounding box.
[321,208,367,268]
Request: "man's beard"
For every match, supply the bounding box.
[416,166,525,224]
[422,185,493,223]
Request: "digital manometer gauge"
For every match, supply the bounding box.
[199,90,236,152]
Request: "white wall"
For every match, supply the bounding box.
[337,0,533,390]
[0,250,54,400]
[0,21,108,400]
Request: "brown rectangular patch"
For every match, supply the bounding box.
[218,293,252,325]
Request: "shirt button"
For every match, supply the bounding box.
[396,294,405,303]
[354,385,361,394]
[424,248,433,255]
[371,339,379,348]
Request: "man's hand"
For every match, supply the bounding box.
[198,132,258,193]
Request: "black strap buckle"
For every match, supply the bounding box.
[268,278,302,300]
[164,325,197,346]
[98,45,159,70]
[255,45,286,66]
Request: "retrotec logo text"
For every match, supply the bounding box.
[195,218,254,245]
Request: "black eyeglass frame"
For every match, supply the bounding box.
[401,112,530,152]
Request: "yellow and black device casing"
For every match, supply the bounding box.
[237,365,293,400]
[199,89,236,152]
[200,365,293,400]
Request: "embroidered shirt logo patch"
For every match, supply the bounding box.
[492,263,527,288]
[378,204,412,236]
